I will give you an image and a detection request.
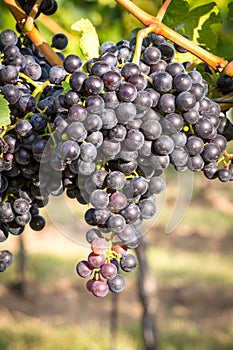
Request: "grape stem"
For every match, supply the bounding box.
[115,0,232,76]
[156,0,172,22]
[214,92,233,111]
[24,0,43,32]
[3,0,63,66]
[223,150,233,161]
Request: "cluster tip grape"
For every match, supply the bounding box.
[76,237,136,297]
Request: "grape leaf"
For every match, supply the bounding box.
[163,0,190,29]
[62,81,71,94]
[228,2,233,20]
[197,11,222,51]
[0,94,11,127]
[71,18,99,60]
[164,1,217,41]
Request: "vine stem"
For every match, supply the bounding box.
[3,0,63,66]
[24,0,43,32]
[156,0,172,22]
[115,0,231,75]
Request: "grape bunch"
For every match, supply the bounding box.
[0,16,232,298]
[76,237,137,297]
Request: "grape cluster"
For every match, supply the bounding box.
[76,237,137,297]
[0,20,232,298]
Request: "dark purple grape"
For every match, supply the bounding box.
[121,62,140,79]
[170,147,189,168]
[0,29,18,48]
[0,249,14,270]
[152,72,173,92]
[120,253,137,272]
[142,46,161,64]
[76,260,93,278]
[176,91,196,112]
[93,208,111,225]
[23,62,42,80]
[0,65,18,84]
[124,129,144,151]
[187,155,204,171]
[189,82,204,101]
[173,73,192,92]
[91,280,109,298]
[217,168,231,182]
[0,225,9,243]
[49,66,66,84]
[201,143,221,162]
[52,33,68,50]
[107,274,126,293]
[129,176,148,196]
[166,61,184,76]
[194,118,214,139]
[148,176,165,194]
[186,136,204,156]
[106,171,126,190]
[84,75,104,95]
[90,189,109,209]
[69,71,87,91]
[153,135,174,155]
[107,214,126,233]
[64,54,82,73]
[29,215,45,231]
[117,82,137,102]
[102,71,121,91]
[115,102,136,124]
[100,263,117,279]
[109,192,128,211]
[158,94,175,114]
[128,74,148,91]
[109,124,127,141]
[158,43,175,61]
[183,109,200,124]
[1,84,21,105]
[203,162,219,179]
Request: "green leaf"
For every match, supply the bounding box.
[163,0,190,29]
[0,94,11,127]
[71,18,100,60]
[62,81,71,94]
[228,2,233,20]
[164,1,217,40]
[197,11,222,51]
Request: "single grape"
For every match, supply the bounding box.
[100,262,117,279]
[153,135,175,155]
[91,280,109,298]
[90,189,109,209]
[107,214,126,233]
[76,260,93,278]
[88,252,106,268]
[152,72,173,93]
[120,253,137,272]
[91,237,109,255]
[109,192,128,211]
[108,274,126,293]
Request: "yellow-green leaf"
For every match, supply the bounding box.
[71,18,99,60]
[0,94,11,127]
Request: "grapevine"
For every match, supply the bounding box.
[0,0,232,300]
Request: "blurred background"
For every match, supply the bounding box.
[0,0,233,349]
